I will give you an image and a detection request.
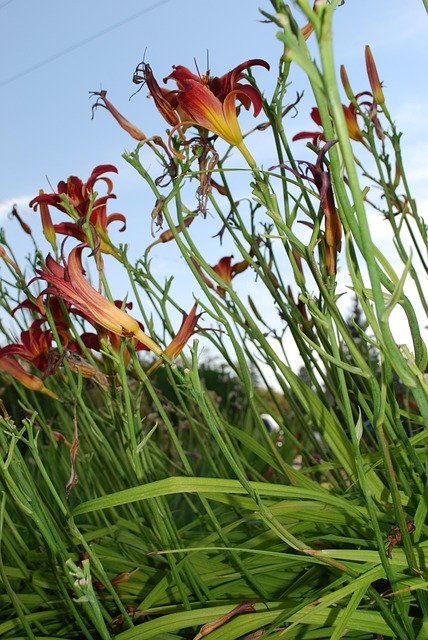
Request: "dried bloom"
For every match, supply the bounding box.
[194,602,256,640]
[91,90,147,141]
[134,63,180,128]
[10,204,32,235]
[33,243,162,356]
[365,45,385,107]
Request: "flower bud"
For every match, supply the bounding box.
[365,45,385,106]
[340,65,354,101]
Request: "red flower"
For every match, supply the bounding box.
[147,303,203,374]
[293,105,363,144]
[0,355,57,398]
[33,243,162,356]
[0,319,57,373]
[29,165,125,256]
[161,59,269,165]
[192,254,251,296]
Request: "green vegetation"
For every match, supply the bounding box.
[1,1,428,638]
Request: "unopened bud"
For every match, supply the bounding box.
[365,45,385,106]
[340,65,354,101]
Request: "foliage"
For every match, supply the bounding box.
[1,1,428,638]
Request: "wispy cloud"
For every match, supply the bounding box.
[0,195,32,223]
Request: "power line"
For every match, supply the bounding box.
[0,0,172,88]
[0,0,15,9]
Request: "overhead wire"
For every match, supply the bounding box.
[0,0,172,88]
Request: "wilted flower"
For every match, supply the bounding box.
[91,90,147,141]
[29,165,125,257]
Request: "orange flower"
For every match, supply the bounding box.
[293,105,363,144]
[0,355,57,398]
[0,319,58,373]
[147,303,203,374]
[192,254,251,296]
[161,60,269,165]
[34,244,162,356]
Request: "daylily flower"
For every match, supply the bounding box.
[271,142,342,276]
[293,105,363,144]
[160,59,269,166]
[192,254,251,296]
[80,300,150,368]
[29,165,125,257]
[147,303,203,374]
[33,243,162,356]
[0,355,58,398]
[0,319,59,373]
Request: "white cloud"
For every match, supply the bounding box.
[0,195,32,223]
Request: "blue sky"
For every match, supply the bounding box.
[1,0,427,364]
